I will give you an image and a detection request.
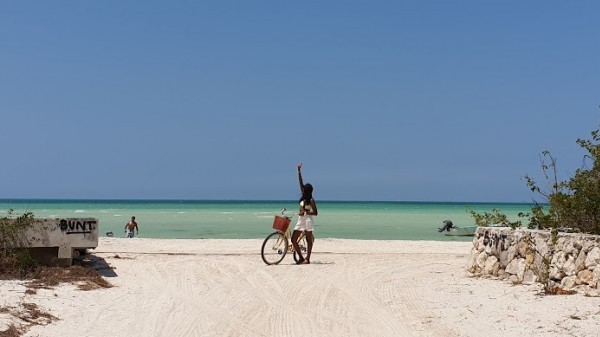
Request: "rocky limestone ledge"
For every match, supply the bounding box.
[467,227,600,295]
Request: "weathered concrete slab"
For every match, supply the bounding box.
[19,218,99,266]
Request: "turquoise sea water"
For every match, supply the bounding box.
[0,200,534,241]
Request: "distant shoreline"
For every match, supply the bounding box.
[0,200,538,241]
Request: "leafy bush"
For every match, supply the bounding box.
[471,125,600,234]
[466,207,522,228]
[524,127,600,234]
[0,210,37,277]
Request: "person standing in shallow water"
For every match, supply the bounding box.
[125,216,139,238]
[292,163,317,264]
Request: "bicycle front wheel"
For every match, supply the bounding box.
[261,232,288,265]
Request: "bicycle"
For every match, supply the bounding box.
[261,209,311,265]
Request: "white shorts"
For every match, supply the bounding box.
[294,215,314,232]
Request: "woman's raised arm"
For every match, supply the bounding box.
[297,163,304,193]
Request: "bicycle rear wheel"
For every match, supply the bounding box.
[293,234,308,263]
[261,232,288,265]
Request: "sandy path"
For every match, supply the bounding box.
[0,238,597,336]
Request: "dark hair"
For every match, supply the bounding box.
[300,183,313,204]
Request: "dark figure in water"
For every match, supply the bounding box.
[438,220,454,232]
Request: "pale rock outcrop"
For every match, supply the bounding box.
[576,270,594,286]
[561,275,577,290]
[584,247,600,268]
[467,227,600,294]
[476,251,488,271]
[483,255,499,276]
[563,254,577,277]
[575,249,587,273]
[523,269,537,284]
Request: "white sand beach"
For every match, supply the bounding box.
[2,238,599,337]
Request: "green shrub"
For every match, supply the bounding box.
[0,210,37,277]
[466,207,522,228]
[470,125,600,234]
[524,127,600,234]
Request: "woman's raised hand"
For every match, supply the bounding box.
[297,163,303,172]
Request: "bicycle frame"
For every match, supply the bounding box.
[260,209,310,265]
[275,210,307,253]
[276,222,307,255]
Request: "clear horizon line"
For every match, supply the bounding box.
[0,197,540,204]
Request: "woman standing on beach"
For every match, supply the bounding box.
[292,163,317,264]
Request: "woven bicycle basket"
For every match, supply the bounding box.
[272,215,290,232]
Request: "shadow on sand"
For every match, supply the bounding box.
[74,252,118,278]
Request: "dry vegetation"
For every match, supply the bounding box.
[544,285,578,296]
[0,324,21,337]
[1,252,113,336]
[1,263,113,336]
[1,210,115,336]
[28,265,113,291]
[0,302,58,337]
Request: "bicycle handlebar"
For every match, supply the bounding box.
[280,208,298,218]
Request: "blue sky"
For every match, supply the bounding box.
[1,1,599,202]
